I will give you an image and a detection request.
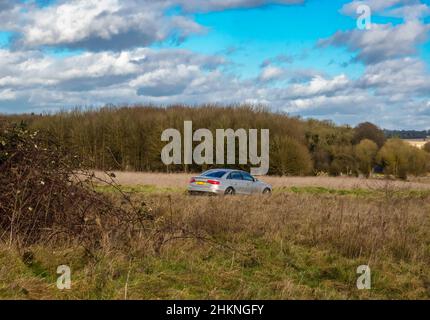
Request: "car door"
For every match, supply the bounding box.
[227,171,245,193]
[240,172,256,194]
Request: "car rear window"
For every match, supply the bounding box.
[202,171,227,178]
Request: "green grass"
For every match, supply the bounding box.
[1,239,428,299]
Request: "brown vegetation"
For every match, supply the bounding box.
[5,105,429,179]
[0,123,149,250]
[1,192,430,299]
[378,139,430,179]
[93,171,430,191]
[148,192,430,262]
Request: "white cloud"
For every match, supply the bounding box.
[0,49,140,88]
[287,74,350,98]
[0,0,13,12]
[131,64,202,97]
[1,0,204,51]
[0,0,306,51]
[1,45,429,129]
[341,0,417,16]
[358,57,430,96]
[386,4,430,20]
[0,0,430,129]
[320,21,429,64]
[258,66,285,82]
[0,88,16,100]
[0,47,233,107]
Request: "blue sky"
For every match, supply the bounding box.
[177,1,363,78]
[0,0,430,129]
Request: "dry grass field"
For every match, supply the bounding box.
[1,172,430,300]
[93,171,430,192]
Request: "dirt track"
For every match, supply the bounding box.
[93,171,430,190]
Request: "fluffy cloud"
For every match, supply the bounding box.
[286,75,351,99]
[1,45,429,129]
[386,3,430,20]
[0,0,13,11]
[340,0,418,16]
[1,0,430,129]
[0,47,234,110]
[0,89,16,101]
[258,66,286,82]
[358,57,430,96]
[0,0,305,51]
[341,0,430,21]
[132,65,204,97]
[2,0,203,51]
[310,0,430,127]
[0,49,139,88]
[319,21,429,64]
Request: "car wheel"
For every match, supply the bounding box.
[224,187,235,195]
[263,188,271,195]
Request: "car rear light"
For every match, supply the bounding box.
[189,178,196,183]
[207,180,220,185]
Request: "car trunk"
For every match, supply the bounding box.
[190,176,220,190]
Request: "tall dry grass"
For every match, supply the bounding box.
[144,193,430,263]
[2,192,429,299]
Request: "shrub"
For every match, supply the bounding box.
[329,146,357,176]
[377,139,429,179]
[353,122,386,148]
[354,139,378,177]
[270,136,313,176]
[0,123,148,249]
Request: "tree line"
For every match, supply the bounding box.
[2,105,429,179]
[384,129,430,140]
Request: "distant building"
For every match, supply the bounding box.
[403,137,429,149]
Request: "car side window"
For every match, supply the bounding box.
[228,172,243,180]
[241,173,255,182]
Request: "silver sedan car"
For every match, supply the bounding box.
[188,169,272,195]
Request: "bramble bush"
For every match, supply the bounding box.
[0,123,149,249]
